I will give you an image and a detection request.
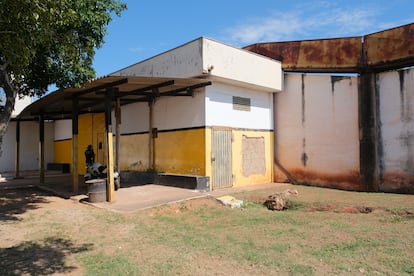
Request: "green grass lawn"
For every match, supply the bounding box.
[1,185,414,275]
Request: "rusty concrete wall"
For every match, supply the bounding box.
[275,73,361,190]
[244,23,414,73]
[365,23,414,71]
[377,68,414,193]
[245,37,362,72]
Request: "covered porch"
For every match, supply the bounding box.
[14,76,211,202]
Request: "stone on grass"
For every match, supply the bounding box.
[216,195,244,208]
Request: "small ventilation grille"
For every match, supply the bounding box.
[232,96,251,111]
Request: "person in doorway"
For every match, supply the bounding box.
[85,145,95,166]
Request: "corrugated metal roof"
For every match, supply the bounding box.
[17,76,211,120]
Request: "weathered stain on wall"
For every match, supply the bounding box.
[377,68,414,193]
[275,73,360,190]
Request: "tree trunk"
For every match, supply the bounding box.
[0,65,17,156]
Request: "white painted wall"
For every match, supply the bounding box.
[276,74,360,186]
[378,68,414,188]
[0,122,16,172]
[112,37,282,92]
[54,119,72,140]
[118,102,149,134]
[153,90,205,131]
[206,82,273,130]
[203,38,282,92]
[113,39,203,78]
[116,90,205,134]
[0,121,54,172]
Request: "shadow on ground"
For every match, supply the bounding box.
[0,188,51,221]
[0,238,92,275]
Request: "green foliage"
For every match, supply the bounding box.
[0,0,127,96]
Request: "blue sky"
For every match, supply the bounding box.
[93,0,414,77]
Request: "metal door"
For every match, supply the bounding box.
[212,129,233,189]
[96,132,107,164]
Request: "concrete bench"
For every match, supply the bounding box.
[47,163,70,173]
[156,173,210,191]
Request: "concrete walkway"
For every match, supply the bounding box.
[0,171,290,213]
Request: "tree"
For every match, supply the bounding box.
[0,0,126,154]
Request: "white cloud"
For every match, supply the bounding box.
[225,2,390,46]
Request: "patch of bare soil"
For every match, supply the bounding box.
[307,203,374,214]
[145,196,222,216]
[0,187,88,275]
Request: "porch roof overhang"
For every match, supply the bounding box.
[16,75,212,121]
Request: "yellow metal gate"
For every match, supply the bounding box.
[212,129,233,189]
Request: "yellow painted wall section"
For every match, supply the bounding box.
[119,134,149,171]
[77,114,94,174]
[54,139,72,165]
[232,129,273,187]
[154,128,206,175]
[51,113,106,175]
[205,127,212,180]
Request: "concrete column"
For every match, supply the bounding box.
[358,72,380,192]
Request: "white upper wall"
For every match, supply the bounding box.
[113,39,203,78]
[202,38,282,92]
[117,90,206,134]
[112,37,282,92]
[153,90,205,131]
[206,82,273,130]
